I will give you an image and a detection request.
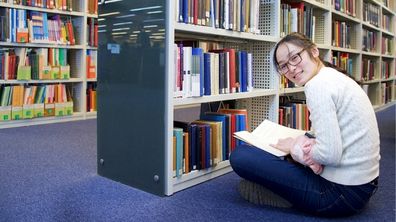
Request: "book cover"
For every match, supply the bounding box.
[233,119,306,157]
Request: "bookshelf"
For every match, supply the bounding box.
[0,0,98,128]
[279,0,396,126]
[97,1,394,196]
[97,1,281,196]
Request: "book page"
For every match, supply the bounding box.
[233,120,306,157]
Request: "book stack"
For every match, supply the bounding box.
[174,43,253,98]
[172,108,248,178]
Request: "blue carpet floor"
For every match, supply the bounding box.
[0,104,394,222]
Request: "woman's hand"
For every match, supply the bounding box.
[270,137,296,153]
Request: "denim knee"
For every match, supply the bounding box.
[229,145,250,175]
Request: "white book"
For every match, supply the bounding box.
[225,51,230,94]
[312,16,316,42]
[223,0,229,29]
[247,53,253,92]
[234,119,306,157]
[182,46,192,98]
[213,53,219,95]
[191,52,201,97]
[290,8,298,33]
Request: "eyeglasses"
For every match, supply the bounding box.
[277,48,306,75]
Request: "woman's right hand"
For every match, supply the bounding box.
[270,137,296,153]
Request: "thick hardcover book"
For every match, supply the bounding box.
[173,128,184,177]
[233,119,306,157]
[203,53,211,95]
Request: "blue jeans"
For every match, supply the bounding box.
[229,145,378,217]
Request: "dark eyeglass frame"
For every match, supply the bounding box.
[277,48,306,75]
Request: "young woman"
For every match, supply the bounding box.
[229,32,380,217]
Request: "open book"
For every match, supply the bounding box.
[233,119,306,157]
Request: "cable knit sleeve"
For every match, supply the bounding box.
[304,76,343,166]
[290,135,323,174]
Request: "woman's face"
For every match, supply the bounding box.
[275,42,319,86]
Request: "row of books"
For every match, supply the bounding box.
[87,17,98,47]
[1,83,71,105]
[332,0,356,17]
[280,2,315,40]
[279,97,311,131]
[0,48,70,80]
[0,0,74,11]
[173,108,248,177]
[362,29,377,52]
[176,0,261,34]
[332,20,352,49]
[363,2,380,27]
[0,83,73,120]
[0,8,75,45]
[86,82,96,112]
[332,51,353,77]
[174,45,253,98]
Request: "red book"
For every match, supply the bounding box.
[225,48,236,93]
[193,0,198,25]
[94,23,98,47]
[67,22,75,45]
[229,114,236,151]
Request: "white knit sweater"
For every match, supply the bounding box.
[304,67,380,185]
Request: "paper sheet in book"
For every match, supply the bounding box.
[233,119,306,157]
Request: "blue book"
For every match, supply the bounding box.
[178,0,183,22]
[235,114,247,146]
[191,48,204,97]
[195,124,205,170]
[189,124,197,171]
[11,9,16,42]
[237,51,242,92]
[203,124,211,168]
[42,12,48,40]
[241,51,248,92]
[198,49,204,96]
[182,0,188,23]
[203,53,211,95]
